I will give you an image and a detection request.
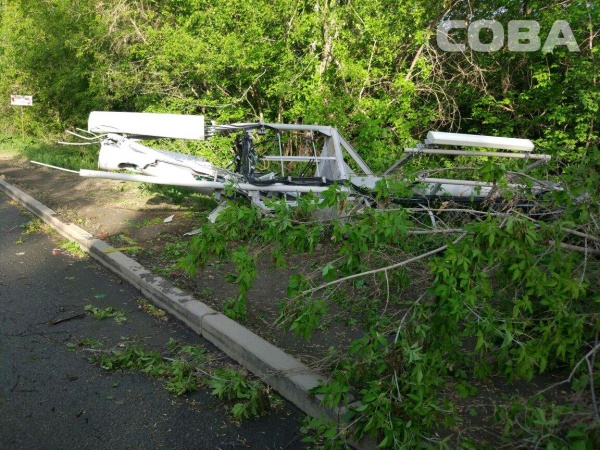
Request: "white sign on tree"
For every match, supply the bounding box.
[11,95,33,106]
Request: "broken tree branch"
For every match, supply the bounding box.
[301,233,468,296]
[563,228,600,244]
[550,241,600,256]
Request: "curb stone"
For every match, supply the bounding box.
[0,176,376,450]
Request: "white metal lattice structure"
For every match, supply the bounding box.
[34,112,559,214]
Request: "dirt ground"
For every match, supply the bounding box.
[0,152,362,371]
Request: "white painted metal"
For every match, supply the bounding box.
[88,111,205,140]
[437,184,493,197]
[262,156,337,162]
[79,169,348,194]
[404,148,550,160]
[418,177,523,187]
[331,129,349,179]
[338,132,375,176]
[425,131,535,152]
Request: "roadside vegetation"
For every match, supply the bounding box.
[81,334,275,420]
[1,0,598,448]
[179,169,600,448]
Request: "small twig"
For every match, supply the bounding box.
[48,313,86,326]
[11,374,21,392]
[129,17,147,44]
[537,343,600,396]
[380,269,390,317]
[580,240,590,284]
[194,367,213,378]
[394,293,427,344]
[406,207,510,217]
[590,333,600,421]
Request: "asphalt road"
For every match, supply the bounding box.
[0,192,306,450]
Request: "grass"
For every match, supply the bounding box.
[0,134,98,170]
[136,183,218,208]
[161,239,189,260]
[148,236,190,276]
[0,135,32,156]
[58,239,87,258]
[20,218,50,235]
[12,200,89,261]
[127,217,165,229]
[135,297,168,321]
[84,305,127,324]
[200,287,213,297]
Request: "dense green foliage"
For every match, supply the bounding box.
[1,0,597,169]
[1,0,598,447]
[179,172,599,447]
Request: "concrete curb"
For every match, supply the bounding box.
[0,177,375,449]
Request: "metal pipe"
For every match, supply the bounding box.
[262,156,337,162]
[404,148,551,160]
[79,169,348,193]
[211,122,334,136]
[337,132,375,176]
[417,177,524,188]
[31,161,79,173]
[331,129,348,180]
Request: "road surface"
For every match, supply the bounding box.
[0,192,306,449]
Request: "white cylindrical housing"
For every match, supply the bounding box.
[88,111,205,140]
[425,131,535,152]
